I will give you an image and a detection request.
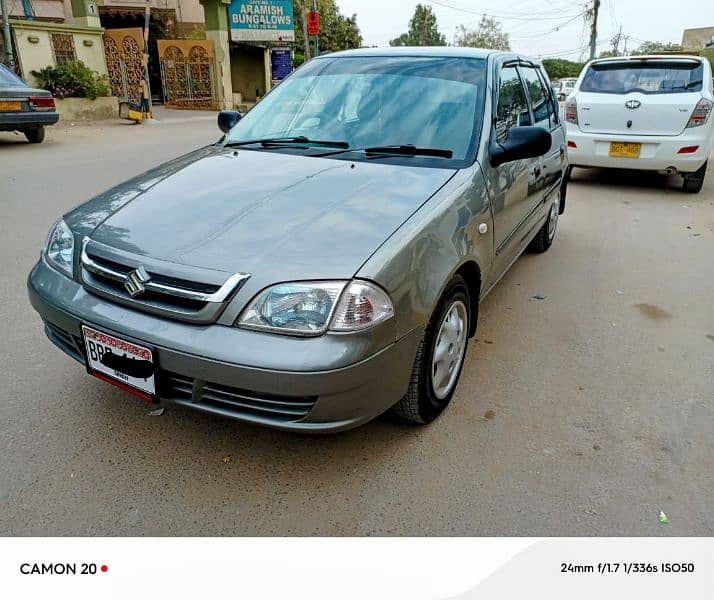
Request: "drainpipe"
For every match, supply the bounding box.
[1,0,15,69]
[21,0,33,20]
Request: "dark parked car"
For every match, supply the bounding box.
[29,48,568,432]
[0,63,58,143]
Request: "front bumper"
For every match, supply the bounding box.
[28,259,422,432]
[0,112,59,130]
[566,125,712,173]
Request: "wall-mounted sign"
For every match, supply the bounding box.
[270,47,292,82]
[307,11,320,36]
[229,0,295,43]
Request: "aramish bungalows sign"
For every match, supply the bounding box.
[229,0,295,42]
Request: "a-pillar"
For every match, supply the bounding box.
[200,0,233,109]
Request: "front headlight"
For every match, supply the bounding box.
[44,218,74,277]
[237,280,394,336]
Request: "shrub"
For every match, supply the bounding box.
[31,60,110,100]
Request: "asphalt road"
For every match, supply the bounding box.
[1,119,712,536]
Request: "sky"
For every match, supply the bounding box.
[334,0,711,60]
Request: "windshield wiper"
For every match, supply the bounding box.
[364,145,453,158]
[224,136,348,149]
[317,144,453,159]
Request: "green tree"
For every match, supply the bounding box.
[390,4,446,47]
[292,0,363,66]
[541,58,585,80]
[631,40,683,55]
[454,16,510,50]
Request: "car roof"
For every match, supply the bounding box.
[321,46,533,62]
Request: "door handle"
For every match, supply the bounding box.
[532,166,541,177]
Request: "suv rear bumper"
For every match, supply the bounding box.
[565,126,712,173]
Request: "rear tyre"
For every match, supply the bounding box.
[24,127,45,144]
[682,161,707,194]
[391,275,471,424]
[529,194,560,253]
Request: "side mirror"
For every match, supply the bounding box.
[490,126,552,167]
[218,110,242,133]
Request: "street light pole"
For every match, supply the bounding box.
[1,0,16,69]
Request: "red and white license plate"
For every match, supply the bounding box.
[82,325,156,399]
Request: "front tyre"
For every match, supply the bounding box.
[392,275,471,424]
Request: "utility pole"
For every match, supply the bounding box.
[1,0,15,69]
[312,0,318,57]
[611,25,622,55]
[302,0,310,61]
[589,0,600,61]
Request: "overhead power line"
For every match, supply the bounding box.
[427,0,584,21]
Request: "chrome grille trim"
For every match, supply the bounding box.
[81,238,249,303]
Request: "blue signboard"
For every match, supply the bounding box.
[271,47,292,82]
[229,0,295,43]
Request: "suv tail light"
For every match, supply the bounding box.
[28,95,55,111]
[686,98,713,128]
[564,98,578,125]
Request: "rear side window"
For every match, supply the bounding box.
[520,66,554,129]
[495,66,531,144]
[0,64,25,87]
[580,60,704,94]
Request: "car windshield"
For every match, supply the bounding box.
[580,60,704,94]
[0,64,26,87]
[225,55,486,165]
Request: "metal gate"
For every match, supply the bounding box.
[157,40,217,110]
[103,28,145,104]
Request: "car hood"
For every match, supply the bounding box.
[67,147,456,280]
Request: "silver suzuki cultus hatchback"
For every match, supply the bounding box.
[29,48,568,432]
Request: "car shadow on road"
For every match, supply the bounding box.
[569,166,685,192]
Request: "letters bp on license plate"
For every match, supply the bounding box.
[81,325,156,398]
[609,141,641,158]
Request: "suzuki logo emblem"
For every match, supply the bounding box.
[124,266,151,297]
[625,99,641,109]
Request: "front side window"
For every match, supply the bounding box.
[580,60,705,94]
[520,66,551,129]
[495,66,531,144]
[226,56,487,167]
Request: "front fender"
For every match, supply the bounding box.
[358,164,493,338]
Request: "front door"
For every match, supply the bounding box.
[486,64,541,278]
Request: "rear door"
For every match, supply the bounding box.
[576,58,705,136]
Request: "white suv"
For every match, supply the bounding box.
[565,55,713,193]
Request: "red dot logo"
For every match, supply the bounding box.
[101,565,108,573]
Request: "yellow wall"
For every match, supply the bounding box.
[10,21,108,87]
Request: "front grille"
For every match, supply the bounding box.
[161,371,316,423]
[79,238,250,324]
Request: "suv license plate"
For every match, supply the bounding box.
[82,325,156,399]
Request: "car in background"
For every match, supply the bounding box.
[28,48,568,432]
[557,78,577,101]
[0,63,58,143]
[552,79,563,98]
[565,55,713,193]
